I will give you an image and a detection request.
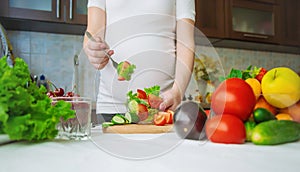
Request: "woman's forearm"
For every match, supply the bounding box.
[174,18,195,97]
[83,7,112,70]
[84,7,106,47]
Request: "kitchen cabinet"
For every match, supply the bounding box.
[226,0,280,44]
[0,0,87,34]
[195,0,299,53]
[195,0,225,38]
[279,0,300,47]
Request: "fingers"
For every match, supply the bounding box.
[84,38,114,70]
[159,102,168,111]
[159,92,176,111]
[107,50,114,56]
[86,39,109,51]
[85,47,110,59]
[159,88,183,111]
[160,101,177,111]
[96,57,109,69]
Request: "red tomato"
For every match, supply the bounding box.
[137,89,147,99]
[137,104,148,121]
[148,94,163,109]
[158,111,173,124]
[166,110,174,124]
[211,78,256,121]
[117,61,130,81]
[154,113,166,126]
[205,114,246,144]
[204,110,210,117]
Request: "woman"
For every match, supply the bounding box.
[83,0,195,122]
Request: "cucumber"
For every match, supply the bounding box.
[253,108,276,123]
[102,122,114,128]
[125,112,140,124]
[111,115,126,125]
[251,120,300,145]
[115,114,129,123]
[128,100,138,115]
[244,120,256,142]
[124,112,132,123]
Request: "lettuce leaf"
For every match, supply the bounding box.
[127,90,147,105]
[0,56,75,141]
[219,65,253,81]
[126,85,161,107]
[117,61,136,81]
[144,85,160,96]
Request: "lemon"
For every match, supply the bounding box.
[245,78,261,100]
[276,113,293,121]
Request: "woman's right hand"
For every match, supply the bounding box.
[83,33,114,70]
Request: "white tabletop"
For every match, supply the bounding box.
[1,126,300,172]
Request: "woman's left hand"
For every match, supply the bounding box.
[159,85,183,111]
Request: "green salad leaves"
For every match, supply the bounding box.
[0,56,75,141]
[117,61,136,81]
[127,85,160,106]
[219,65,260,81]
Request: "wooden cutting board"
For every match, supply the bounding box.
[102,124,174,134]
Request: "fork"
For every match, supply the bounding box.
[85,31,118,69]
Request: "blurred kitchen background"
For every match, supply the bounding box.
[0,0,299,106]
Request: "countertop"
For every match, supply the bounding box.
[0,126,300,172]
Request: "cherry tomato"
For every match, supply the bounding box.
[205,114,246,144]
[211,78,256,121]
[154,113,166,126]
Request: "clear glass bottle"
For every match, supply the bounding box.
[38,74,49,91]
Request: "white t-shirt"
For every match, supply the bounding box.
[87,0,195,114]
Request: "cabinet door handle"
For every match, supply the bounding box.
[56,0,60,18]
[69,0,73,20]
[243,33,269,39]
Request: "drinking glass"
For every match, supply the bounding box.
[52,97,92,140]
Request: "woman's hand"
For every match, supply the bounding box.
[83,34,114,70]
[159,85,183,111]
